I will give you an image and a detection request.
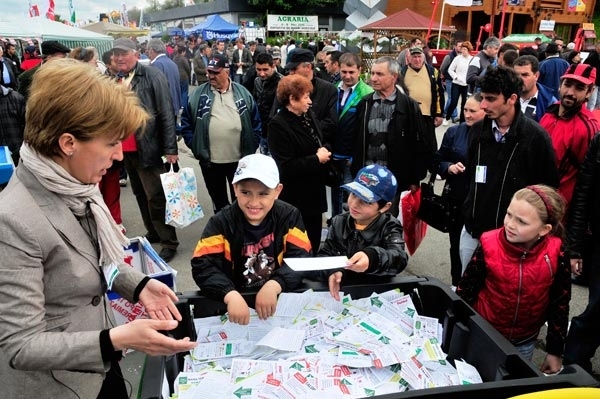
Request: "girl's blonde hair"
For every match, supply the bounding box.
[25,58,149,158]
[513,184,566,238]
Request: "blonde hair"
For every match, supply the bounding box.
[512,184,566,238]
[25,58,149,157]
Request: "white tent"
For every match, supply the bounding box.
[0,17,114,54]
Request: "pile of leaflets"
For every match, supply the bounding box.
[171,289,482,398]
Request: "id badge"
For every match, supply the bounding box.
[102,262,120,291]
[475,165,487,183]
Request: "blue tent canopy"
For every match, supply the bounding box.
[151,26,184,38]
[185,14,239,41]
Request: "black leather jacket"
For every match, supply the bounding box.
[130,62,178,168]
[566,134,600,258]
[318,212,408,280]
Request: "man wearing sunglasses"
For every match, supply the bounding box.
[181,53,261,214]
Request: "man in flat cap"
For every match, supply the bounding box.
[181,53,261,214]
[18,40,70,100]
[111,38,180,263]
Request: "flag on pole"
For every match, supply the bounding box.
[121,3,129,27]
[29,1,40,17]
[69,0,76,23]
[445,0,472,5]
[46,0,55,20]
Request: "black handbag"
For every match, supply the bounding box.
[417,172,456,233]
[324,159,344,187]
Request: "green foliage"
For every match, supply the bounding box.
[248,0,343,12]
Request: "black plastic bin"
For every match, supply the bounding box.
[140,275,598,398]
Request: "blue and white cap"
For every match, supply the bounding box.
[342,164,397,203]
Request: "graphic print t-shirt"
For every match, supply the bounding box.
[240,218,276,289]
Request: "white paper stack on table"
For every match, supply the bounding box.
[172,288,482,399]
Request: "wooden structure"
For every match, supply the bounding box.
[385,0,596,46]
[359,8,456,70]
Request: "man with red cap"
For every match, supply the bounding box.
[539,63,600,287]
[540,63,600,210]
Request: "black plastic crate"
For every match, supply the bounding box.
[141,276,598,398]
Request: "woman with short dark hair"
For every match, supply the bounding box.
[268,74,332,253]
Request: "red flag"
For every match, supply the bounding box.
[29,4,40,17]
[46,0,55,20]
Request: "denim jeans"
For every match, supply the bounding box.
[564,244,600,373]
[444,79,458,119]
[587,86,600,111]
[459,226,480,274]
[516,340,536,361]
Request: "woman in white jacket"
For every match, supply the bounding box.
[445,41,473,124]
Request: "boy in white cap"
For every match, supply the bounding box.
[191,154,311,324]
[317,164,409,300]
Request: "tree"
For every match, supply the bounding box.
[247,0,343,12]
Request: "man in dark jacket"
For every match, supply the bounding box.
[0,84,25,167]
[352,56,436,217]
[466,36,500,94]
[253,53,283,155]
[513,55,557,122]
[0,46,18,91]
[111,38,179,262]
[563,134,600,374]
[460,65,559,270]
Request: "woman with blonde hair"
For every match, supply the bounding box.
[0,58,195,399]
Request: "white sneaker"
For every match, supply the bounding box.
[442,119,449,126]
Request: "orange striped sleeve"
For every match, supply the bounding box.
[192,234,231,261]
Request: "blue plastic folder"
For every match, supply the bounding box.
[0,146,15,184]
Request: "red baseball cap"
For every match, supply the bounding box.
[561,63,596,85]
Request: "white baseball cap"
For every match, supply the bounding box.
[232,154,280,189]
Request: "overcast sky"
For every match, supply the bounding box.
[3,0,148,24]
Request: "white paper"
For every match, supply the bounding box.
[256,327,305,352]
[283,256,349,271]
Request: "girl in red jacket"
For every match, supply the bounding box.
[457,185,570,374]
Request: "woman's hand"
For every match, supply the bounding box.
[329,271,343,301]
[255,280,281,320]
[448,162,466,175]
[139,279,182,321]
[224,290,250,325]
[316,147,331,163]
[109,319,197,356]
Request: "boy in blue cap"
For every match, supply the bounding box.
[318,164,409,300]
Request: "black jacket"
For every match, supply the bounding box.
[268,108,329,214]
[565,134,600,258]
[318,212,408,281]
[464,108,559,238]
[130,62,178,168]
[191,200,311,301]
[253,71,283,138]
[352,89,435,191]
[0,86,25,164]
[0,58,18,90]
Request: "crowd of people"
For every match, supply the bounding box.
[2,30,600,398]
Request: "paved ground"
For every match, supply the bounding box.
[119,122,600,396]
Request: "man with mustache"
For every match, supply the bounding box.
[539,63,600,286]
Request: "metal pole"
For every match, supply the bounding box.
[437,0,446,49]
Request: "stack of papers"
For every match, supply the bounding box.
[171,289,482,399]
